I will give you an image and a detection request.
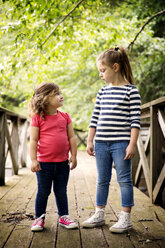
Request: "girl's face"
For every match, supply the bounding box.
[97,61,115,84]
[48,91,64,109]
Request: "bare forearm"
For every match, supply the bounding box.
[87,127,96,143]
[69,136,77,157]
[30,140,38,161]
[130,128,139,146]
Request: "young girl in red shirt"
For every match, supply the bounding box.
[28,82,78,231]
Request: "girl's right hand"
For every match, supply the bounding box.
[87,142,95,156]
[31,160,41,173]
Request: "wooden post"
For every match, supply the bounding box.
[11,117,19,174]
[5,116,18,175]
[20,120,28,168]
[137,135,151,198]
[132,145,139,185]
[0,113,6,185]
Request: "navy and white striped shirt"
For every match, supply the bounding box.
[89,84,141,141]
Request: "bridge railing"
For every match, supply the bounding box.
[0,107,28,185]
[1,97,165,207]
[132,96,165,207]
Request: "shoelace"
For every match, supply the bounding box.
[34,214,45,225]
[117,215,129,226]
[33,219,44,225]
[89,211,104,221]
[62,216,74,224]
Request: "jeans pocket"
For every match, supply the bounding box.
[120,141,129,151]
[95,141,106,153]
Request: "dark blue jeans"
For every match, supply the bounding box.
[35,160,70,218]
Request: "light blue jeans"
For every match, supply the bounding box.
[95,141,134,207]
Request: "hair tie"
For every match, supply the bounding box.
[114,47,119,51]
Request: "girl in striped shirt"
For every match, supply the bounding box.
[82,47,141,233]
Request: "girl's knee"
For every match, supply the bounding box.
[117,180,133,187]
[37,189,51,198]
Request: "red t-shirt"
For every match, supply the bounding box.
[30,111,72,162]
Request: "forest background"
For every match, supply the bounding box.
[0,0,165,133]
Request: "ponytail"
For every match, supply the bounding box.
[119,47,134,84]
[97,46,134,84]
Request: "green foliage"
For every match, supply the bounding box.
[0,0,165,129]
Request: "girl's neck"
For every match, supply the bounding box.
[46,107,58,115]
[110,81,129,86]
[109,74,129,86]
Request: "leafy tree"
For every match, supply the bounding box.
[0,0,164,130]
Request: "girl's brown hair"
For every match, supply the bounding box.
[97,46,134,84]
[28,82,60,119]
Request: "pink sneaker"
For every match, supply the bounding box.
[31,214,45,231]
[59,215,78,229]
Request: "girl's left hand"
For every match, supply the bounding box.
[124,144,136,160]
[69,156,77,170]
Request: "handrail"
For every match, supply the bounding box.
[132,96,165,207]
[0,107,28,185]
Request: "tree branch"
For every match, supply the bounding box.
[128,9,165,50]
[41,0,86,47]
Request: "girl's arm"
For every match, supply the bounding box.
[126,87,141,160]
[87,127,96,156]
[30,126,41,172]
[67,122,77,170]
[124,128,139,160]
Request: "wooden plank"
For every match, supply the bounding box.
[3,175,37,248]
[135,129,150,185]
[153,163,165,202]
[0,169,34,247]
[0,169,28,200]
[158,109,165,138]
[0,112,6,186]
[141,109,150,119]
[109,177,161,248]
[30,192,58,248]
[0,170,33,217]
[73,156,109,248]
[137,135,151,197]
[133,187,165,247]
[2,220,33,248]
[141,96,165,111]
[0,106,26,120]
[5,116,18,175]
[56,172,81,248]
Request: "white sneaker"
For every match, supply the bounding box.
[109,211,133,233]
[82,209,105,228]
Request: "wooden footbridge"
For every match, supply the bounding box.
[0,97,165,248]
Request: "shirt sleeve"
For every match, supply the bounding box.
[30,114,40,127]
[89,89,102,128]
[65,112,72,125]
[130,87,141,129]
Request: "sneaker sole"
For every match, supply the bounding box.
[31,227,44,232]
[59,223,78,229]
[82,221,105,228]
[109,225,133,233]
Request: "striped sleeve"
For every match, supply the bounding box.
[130,87,141,129]
[89,89,101,128]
